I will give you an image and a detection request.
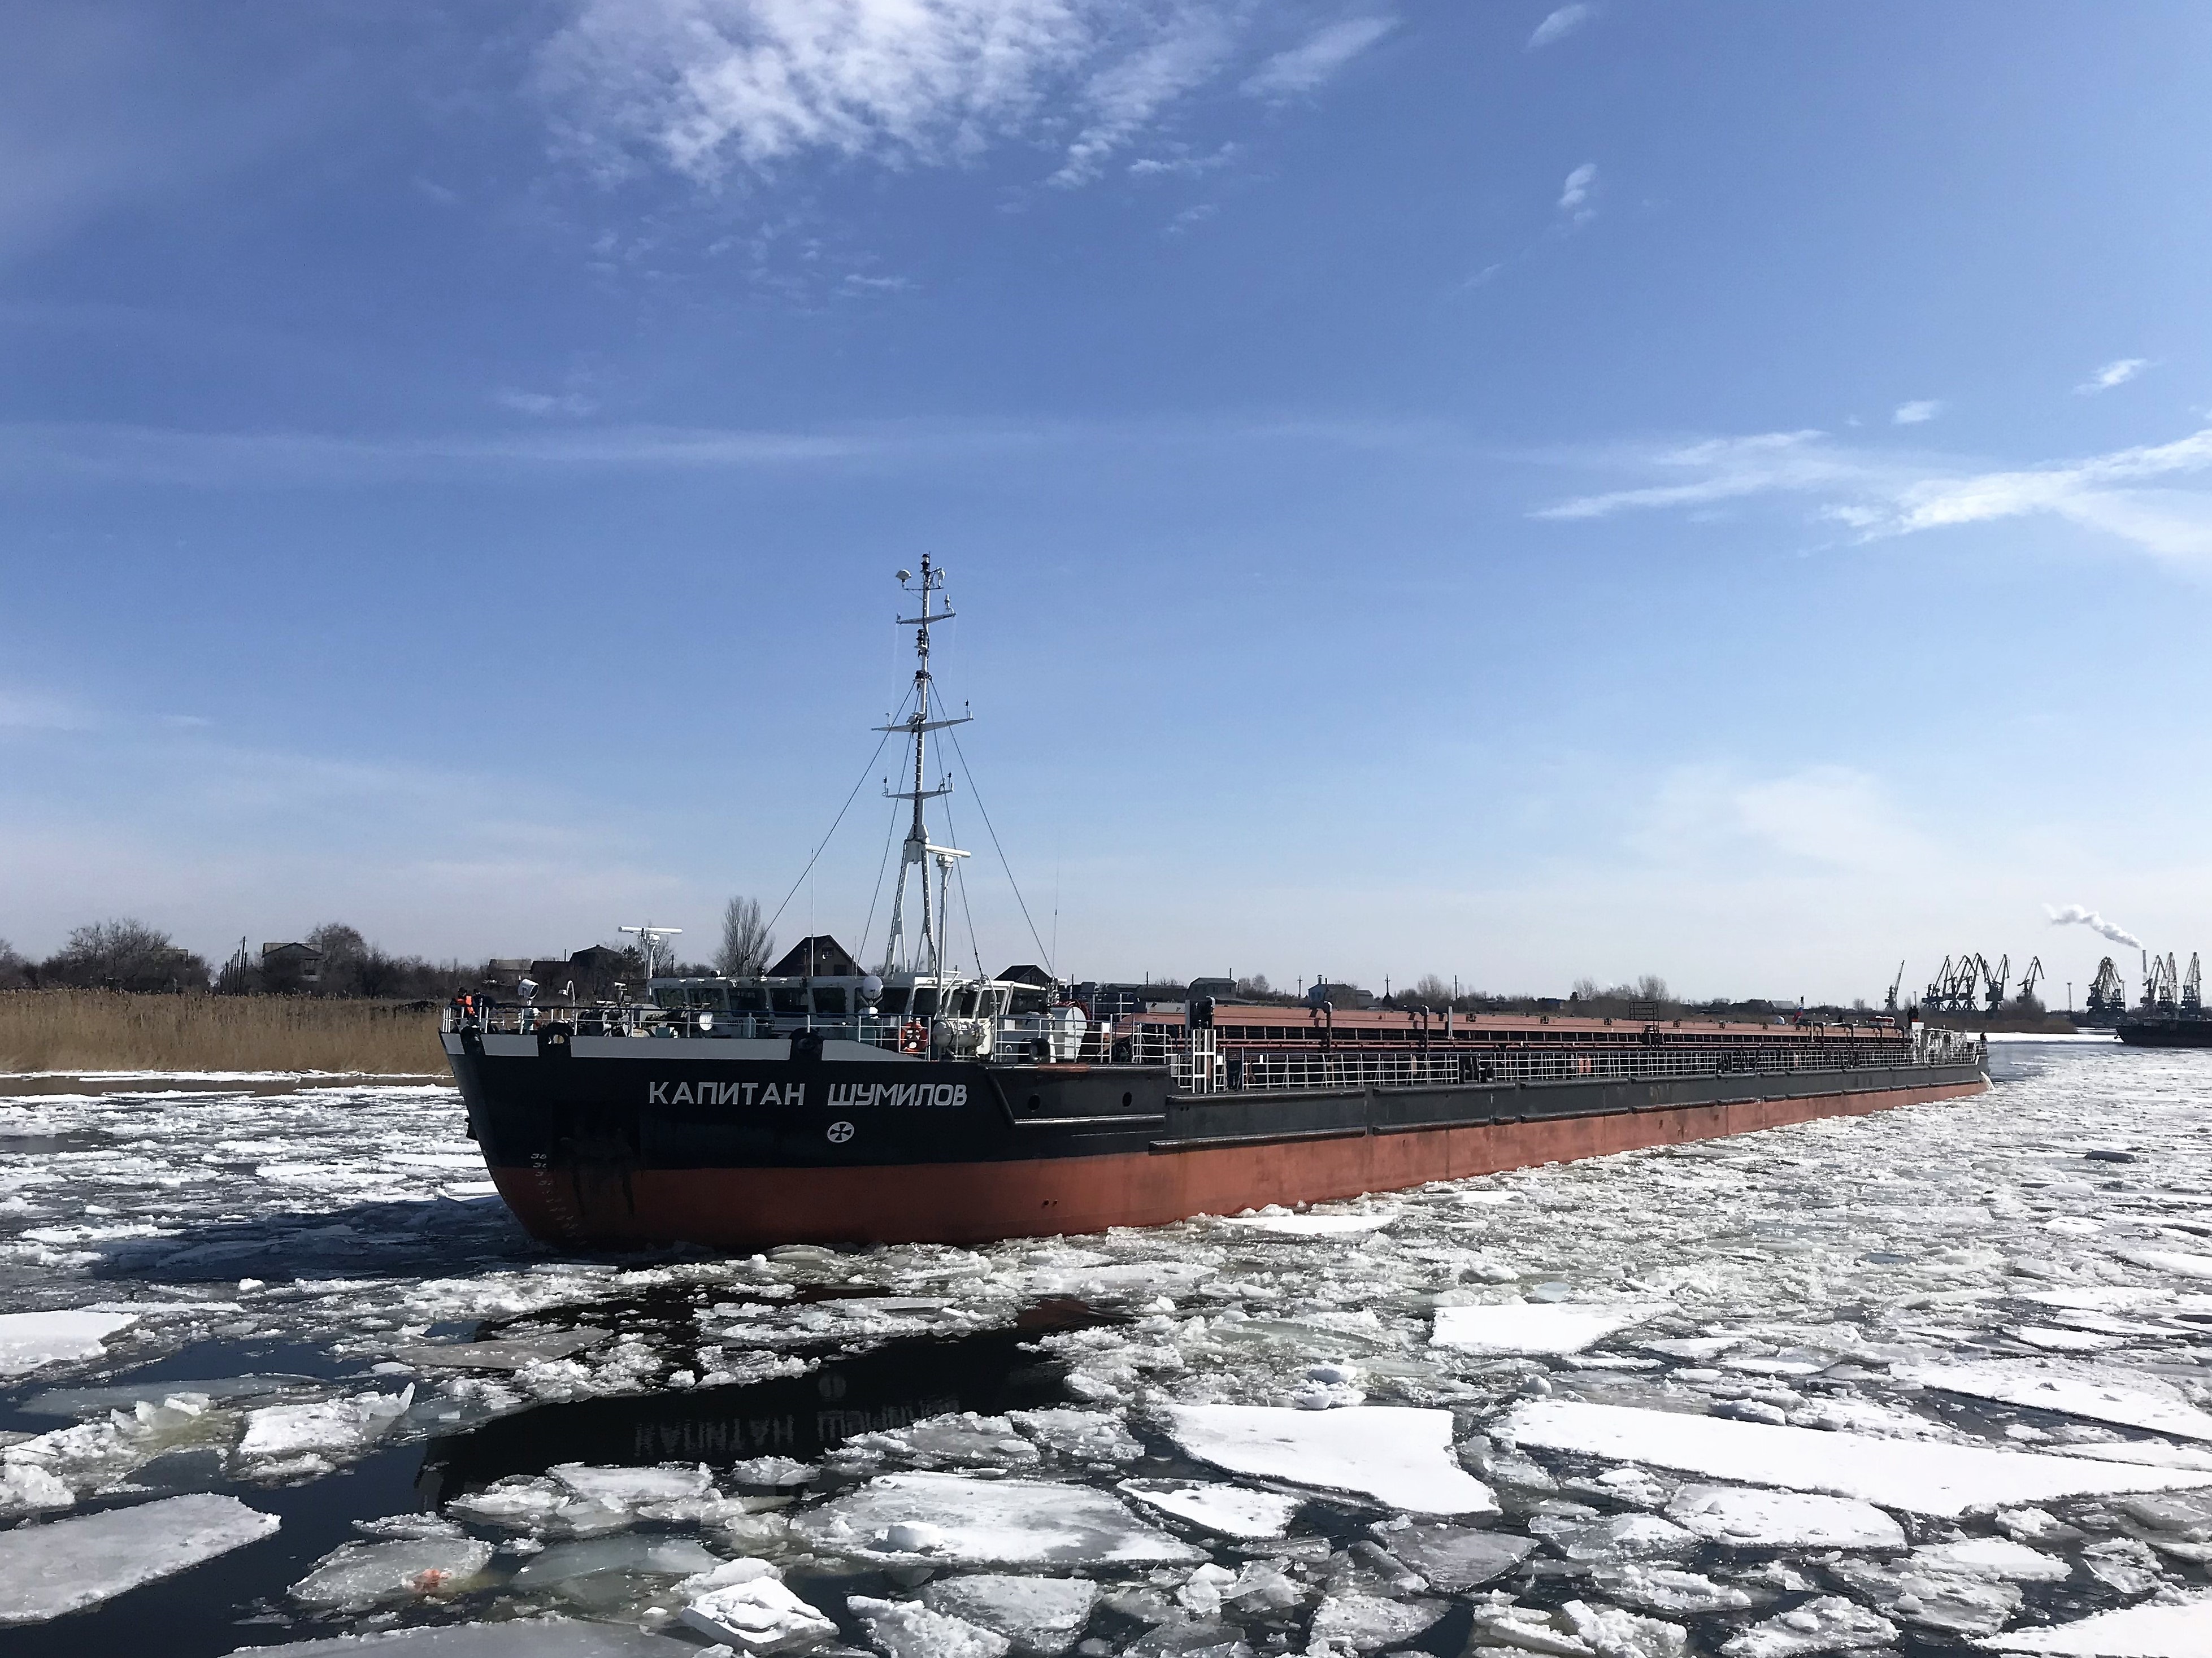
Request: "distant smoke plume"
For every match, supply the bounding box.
[2045,903,2143,950]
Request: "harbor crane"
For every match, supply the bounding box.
[2143,950,2180,1010]
[2016,956,2045,1006]
[1885,960,1905,1013]
[1980,953,2010,1012]
[2187,954,2204,1013]
[2087,956,2126,1017]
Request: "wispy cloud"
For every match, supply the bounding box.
[1557,161,1597,222]
[1892,399,1940,425]
[1527,4,1594,49]
[538,0,1374,190]
[496,389,598,418]
[2045,903,2142,950]
[1536,423,2212,570]
[1640,763,1925,873]
[1242,16,1396,98]
[2076,357,2148,395]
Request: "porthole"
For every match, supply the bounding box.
[1122,1091,1133,1107]
[1026,1095,1041,1112]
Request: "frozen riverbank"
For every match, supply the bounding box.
[0,1046,2206,1656]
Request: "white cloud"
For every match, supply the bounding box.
[1558,160,1596,220]
[1536,422,2212,571]
[2076,357,2148,394]
[1242,16,1396,98]
[538,0,1368,188]
[496,389,598,417]
[1641,763,1925,874]
[1527,4,1594,49]
[1892,399,1940,425]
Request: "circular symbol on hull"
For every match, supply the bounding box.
[826,1120,855,1144]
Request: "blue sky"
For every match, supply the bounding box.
[3,1,2209,1003]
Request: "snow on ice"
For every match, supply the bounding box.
[791,1472,1202,1567]
[1163,1404,1498,1515]
[0,1492,279,1624]
[1430,1301,1668,1355]
[0,1307,139,1376]
[1897,1359,2212,1442]
[1118,1479,1306,1538]
[1981,1594,2212,1656]
[1505,1399,2212,1517]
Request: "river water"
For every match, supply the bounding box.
[0,1042,2206,1656]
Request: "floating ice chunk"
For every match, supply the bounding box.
[793,1472,1202,1568]
[840,1413,1041,1470]
[244,1617,712,1653]
[1218,1209,1398,1237]
[236,1388,413,1468]
[2119,1250,2212,1281]
[1898,1360,2212,1443]
[922,1574,1098,1656]
[1663,1485,1905,1550]
[1505,1400,2212,1518]
[1827,1557,2023,1638]
[1719,1595,1897,1657]
[1163,1405,1497,1516]
[2017,1327,2128,1354]
[387,1328,607,1370]
[1641,1337,1745,1361]
[1370,1519,1536,1589]
[2068,1441,2212,1471]
[1467,1605,1598,1657]
[290,1535,494,1608]
[729,1456,818,1489]
[2022,1289,2174,1312]
[1009,1408,1142,1463]
[1911,1538,2070,1581]
[1309,1592,1445,1652]
[1119,1479,1305,1539]
[682,1561,838,1654]
[1559,1599,1689,1658]
[0,1492,278,1625]
[549,1462,714,1505]
[511,1534,722,1587]
[1544,1514,1697,1562]
[1979,1592,2212,1655]
[1432,1303,1668,1356]
[0,1309,138,1377]
[1587,1565,1755,1615]
[851,1595,1013,1658]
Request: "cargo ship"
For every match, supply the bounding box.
[443,559,1989,1250]
[2117,952,2212,1046]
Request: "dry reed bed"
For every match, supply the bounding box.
[0,990,444,1076]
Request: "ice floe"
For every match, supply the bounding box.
[1981,1593,2212,1656]
[291,1534,495,1608]
[922,1574,1099,1656]
[1898,1359,2212,1442]
[681,1559,839,1653]
[235,1386,413,1476]
[792,1472,1202,1567]
[1662,1484,1904,1548]
[1431,1302,1667,1356]
[1216,1208,1398,1237]
[1163,1404,1498,1515]
[1505,1399,2212,1517]
[0,1492,278,1624]
[1719,1595,1897,1657]
[1119,1479,1306,1538]
[0,1307,138,1376]
[851,1594,1014,1658]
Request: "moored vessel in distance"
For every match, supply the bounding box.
[442,559,1991,1250]
[2116,950,2212,1046]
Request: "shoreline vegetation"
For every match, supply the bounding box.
[0,990,444,1077]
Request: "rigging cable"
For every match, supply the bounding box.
[764,700,905,940]
[946,724,1053,975]
[932,728,989,980]
[856,794,902,968]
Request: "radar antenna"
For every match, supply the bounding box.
[878,555,972,980]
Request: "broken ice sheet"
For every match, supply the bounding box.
[1119,1479,1305,1539]
[0,1307,138,1376]
[1310,1591,1446,1652]
[290,1534,496,1609]
[1007,1408,1142,1463]
[923,1574,1099,1657]
[1216,1207,1398,1236]
[1163,1404,1497,1515]
[1431,1302,1668,1356]
[1827,1556,2025,1638]
[234,1387,414,1476]
[1897,1359,2212,1442]
[1720,1596,1897,1658]
[1979,1592,2212,1656]
[1370,1518,1536,1589]
[1587,1565,1757,1615]
[1663,1485,1905,1549]
[1505,1399,2212,1517]
[681,1559,837,1654]
[0,1492,279,1625]
[792,1471,1202,1567]
[851,1594,1011,1658]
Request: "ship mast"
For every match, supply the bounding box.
[879,556,970,978]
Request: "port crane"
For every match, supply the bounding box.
[2143,950,2180,1011]
[2087,957,2126,1017]
[2016,956,2045,1006]
[1979,953,2010,1012]
[2187,954,2204,1013]
[1884,961,1905,1013]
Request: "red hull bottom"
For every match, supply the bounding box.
[489,1079,1988,1250]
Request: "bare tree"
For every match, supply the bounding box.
[717,896,773,977]
[42,919,210,992]
[1410,973,1450,1005]
[1634,973,1670,1004]
[0,938,29,990]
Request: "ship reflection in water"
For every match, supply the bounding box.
[415,1296,1113,1505]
